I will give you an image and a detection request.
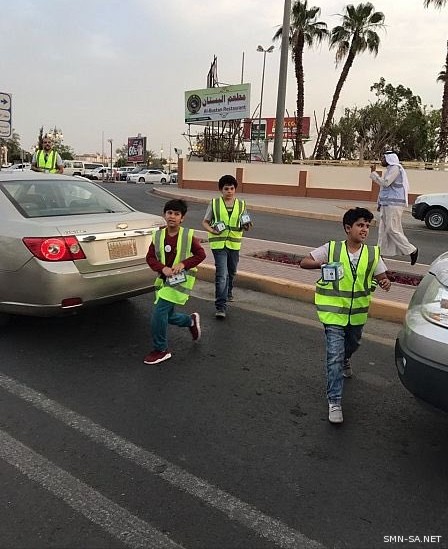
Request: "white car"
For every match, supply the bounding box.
[412,193,448,230]
[127,169,168,184]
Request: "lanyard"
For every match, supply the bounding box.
[345,242,363,280]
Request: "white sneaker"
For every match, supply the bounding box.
[328,403,343,424]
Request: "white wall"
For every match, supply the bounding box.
[183,160,448,194]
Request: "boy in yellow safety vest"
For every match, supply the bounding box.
[300,207,391,424]
[202,174,251,319]
[144,199,206,365]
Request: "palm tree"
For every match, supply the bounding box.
[273,0,328,160]
[313,3,385,159]
[424,0,448,159]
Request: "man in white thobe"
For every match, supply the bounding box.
[370,151,418,265]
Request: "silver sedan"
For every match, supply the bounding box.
[0,170,165,324]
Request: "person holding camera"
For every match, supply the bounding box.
[202,174,251,319]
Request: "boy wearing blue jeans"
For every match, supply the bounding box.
[145,199,206,365]
[300,208,391,424]
[202,175,251,319]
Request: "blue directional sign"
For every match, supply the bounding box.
[0,92,12,138]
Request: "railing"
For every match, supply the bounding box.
[291,159,448,170]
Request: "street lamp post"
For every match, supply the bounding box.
[107,139,113,180]
[273,0,292,164]
[256,45,274,161]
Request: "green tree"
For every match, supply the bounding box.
[0,129,31,163]
[273,0,328,160]
[313,2,385,159]
[424,1,448,158]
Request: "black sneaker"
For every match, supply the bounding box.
[410,248,419,265]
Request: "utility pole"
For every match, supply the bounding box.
[273,0,291,164]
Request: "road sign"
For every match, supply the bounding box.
[0,92,12,138]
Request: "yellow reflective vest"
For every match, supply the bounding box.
[208,197,245,251]
[153,227,197,305]
[315,240,380,326]
[36,150,59,173]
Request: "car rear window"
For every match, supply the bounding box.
[0,178,133,218]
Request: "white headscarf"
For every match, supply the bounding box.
[384,152,409,206]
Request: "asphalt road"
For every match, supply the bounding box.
[1,286,448,549]
[106,183,447,266]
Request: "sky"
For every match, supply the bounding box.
[1,0,448,158]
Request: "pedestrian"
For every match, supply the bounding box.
[202,174,251,319]
[370,151,418,265]
[144,199,206,365]
[31,135,64,174]
[300,207,391,424]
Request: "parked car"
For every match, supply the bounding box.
[169,171,178,184]
[117,166,137,181]
[127,169,168,184]
[63,160,86,176]
[0,170,165,325]
[10,163,31,171]
[395,251,448,412]
[83,163,105,179]
[412,193,448,230]
[89,166,114,180]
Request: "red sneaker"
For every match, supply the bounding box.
[189,312,201,341]
[143,350,172,365]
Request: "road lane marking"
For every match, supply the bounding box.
[0,428,183,549]
[0,373,324,549]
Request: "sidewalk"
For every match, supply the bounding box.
[152,185,427,323]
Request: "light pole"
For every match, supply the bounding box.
[256,45,274,160]
[273,0,292,164]
[107,138,113,180]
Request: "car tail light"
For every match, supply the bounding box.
[22,236,86,261]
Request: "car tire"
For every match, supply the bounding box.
[138,177,145,183]
[161,178,166,184]
[424,207,448,230]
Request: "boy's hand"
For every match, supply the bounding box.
[161,266,173,277]
[370,164,377,173]
[378,278,391,292]
[171,262,185,274]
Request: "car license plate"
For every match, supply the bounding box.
[108,238,137,259]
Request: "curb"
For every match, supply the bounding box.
[197,264,406,324]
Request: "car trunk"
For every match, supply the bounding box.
[31,212,165,273]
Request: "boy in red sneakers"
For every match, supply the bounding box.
[144,199,206,365]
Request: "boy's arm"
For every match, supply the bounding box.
[369,165,399,188]
[202,202,220,234]
[172,237,206,273]
[146,242,165,273]
[374,272,391,291]
[300,254,322,269]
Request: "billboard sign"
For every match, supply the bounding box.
[243,117,310,140]
[185,84,251,124]
[127,136,146,163]
[0,92,12,138]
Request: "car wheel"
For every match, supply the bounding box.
[138,177,145,183]
[424,207,448,230]
[160,178,166,184]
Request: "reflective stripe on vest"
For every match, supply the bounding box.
[208,198,245,250]
[315,240,379,326]
[153,227,197,305]
[36,150,58,173]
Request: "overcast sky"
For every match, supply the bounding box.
[1,0,448,157]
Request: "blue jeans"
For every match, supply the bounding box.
[324,324,363,404]
[212,248,239,311]
[151,297,192,351]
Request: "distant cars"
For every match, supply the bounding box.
[412,193,448,230]
[117,166,137,181]
[395,251,448,413]
[89,167,114,180]
[127,169,168,184]
[0,170,165,325]
[10,163,31,171]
